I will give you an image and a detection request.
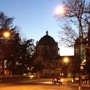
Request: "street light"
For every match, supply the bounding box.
[74,37,87,90]
[63,57,70,77]
[63,57,69,63]
[0,29,11,75]
[0,29,11,38]
[3,31,11,38]
[54,5,66,18]
[74,34,87,90]
[77,37,83,90]
[55,6,65,15]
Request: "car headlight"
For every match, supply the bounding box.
[60,78,63,82]
[29,75,34,79]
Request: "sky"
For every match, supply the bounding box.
[0,0,74,56]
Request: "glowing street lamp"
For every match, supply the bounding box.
[0,29,11,38]
[3,31,10,38]
[55,6,65,14]
[54,5,66,18]
[63,57,69,63]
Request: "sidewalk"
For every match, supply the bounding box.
[0,75,29,82]
[71,81,90,87]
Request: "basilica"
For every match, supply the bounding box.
[35,31,63,77]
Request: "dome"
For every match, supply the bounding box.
[38,31,57,45]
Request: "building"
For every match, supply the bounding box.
[35,31,61,77]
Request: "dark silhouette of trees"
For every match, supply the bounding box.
[15,39,35,74]
[0,12,15,74]
[0,12,35,75]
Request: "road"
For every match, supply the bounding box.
[0,77,90,90]
[0,84,78,90]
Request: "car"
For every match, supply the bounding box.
[52,77,63,85]
[82,75,90,84]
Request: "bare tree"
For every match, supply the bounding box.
[55,0,90,47]
[55,0,90,79]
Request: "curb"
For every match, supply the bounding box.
[71,83,90,87]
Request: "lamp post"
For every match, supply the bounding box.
[0,29,11,75]
[75,36,87,90]
[74,36,87,90]
[75,37,83,90]
[63,57,70,77]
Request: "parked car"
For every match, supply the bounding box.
[82,75,90,84]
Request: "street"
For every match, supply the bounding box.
[0,77,90,90]
[0,84,78,90]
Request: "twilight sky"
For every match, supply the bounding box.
[0,0,74,56]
